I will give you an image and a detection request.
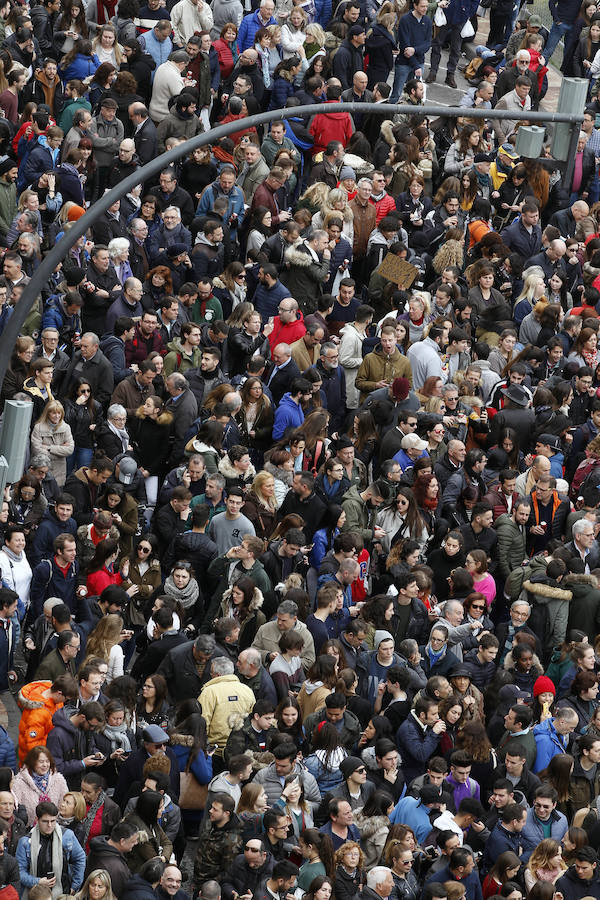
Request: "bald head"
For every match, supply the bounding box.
[533,455,551,477]
[572,200,590,221]
[548,239,567,260]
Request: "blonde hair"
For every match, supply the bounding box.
[298,181,330,208]
[305,23,325,45]
[433,239,464,273]
[84,613,124,664]
[75,870,117,900]
[526,839,567,876]
[249,471,278,512]
[18,190,38,212]
[320,187,353,222]
[64,791,87,821]
[92,24,123,64]
[38,399,64,426]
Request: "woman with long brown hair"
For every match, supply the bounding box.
[235,377,273,467]
[455,720,497,794]
[525,839,567,892]
[538,753,574,818]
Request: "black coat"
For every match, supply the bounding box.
[365,24,396,87]
[61,348,115,409]
[85,836,131,894]
[113,745,180,808]
[156,639,223,701]
[266,358,301,405]
[222,852,274,900]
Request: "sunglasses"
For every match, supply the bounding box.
[139,545,152,553]
[470,604,485,610]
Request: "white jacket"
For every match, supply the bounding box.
[0,549,32,606]
[170,0,213,45]
[339,322,366,410]
[150,60,185,121]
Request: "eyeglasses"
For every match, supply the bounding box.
[246,846,263,852]
[470,604,485,610]
[139,545,152,553]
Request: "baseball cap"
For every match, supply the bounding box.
[118,456,138,485]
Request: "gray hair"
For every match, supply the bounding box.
[367,868,392,891]
[554,706,579,722]
[273,342,291,359]
[167,372,187,391]
[238,647,261,669]
[30,452,52,468]
[357,177,373,189]
[130,218,147,233]
[43,597,64,614]
[193,636,216,658]
[444,599,464,617]
[573,518,594,537]
[163,205,181,219]
[309,228,328,243]
[224,393,242,413]
[82,332,99,346]
[41,327,59,337]
[511,599,531,613]
[320,341,337,357]
[207,473,226,490]
[108,404,127,420]
[442,383,459,396]
[277,600,298,617]
[211,657,235,676]
[108,237,130,257]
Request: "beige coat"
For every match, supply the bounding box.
[30,420,74,487]
[198,673,255,752]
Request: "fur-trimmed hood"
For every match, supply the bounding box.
[284,241,320,268]
[221,583,264,614]
[264,460,294,487]
[564,573,598,587]
[522,579,572,601]
[353,810,390,838]
[218,454,257,480]
[380,120,396,147]
[169,732,195,748]
[17,681,52,711]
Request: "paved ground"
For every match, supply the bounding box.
[418,12,563,113]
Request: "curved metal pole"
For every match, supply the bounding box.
[1,100,584,387]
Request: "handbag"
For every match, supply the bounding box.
[178,771,208,810]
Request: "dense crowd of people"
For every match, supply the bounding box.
[2,0,600,899]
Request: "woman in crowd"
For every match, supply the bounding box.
[12,746,68,826]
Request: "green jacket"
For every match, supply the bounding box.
[495,512,527,581]
[341,484,373,543]
[58,97,92,134]
[190,295,223,326]
[204,554,272,628]
[163,338,202,376]
[0,179,16,238]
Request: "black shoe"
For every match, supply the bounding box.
[425,70,437,83]
[445,73,457,88]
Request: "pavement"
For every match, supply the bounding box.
[417,13,563,114]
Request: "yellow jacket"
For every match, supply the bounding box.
[198,674,255,752]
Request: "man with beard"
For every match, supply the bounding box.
[0,159,18,245]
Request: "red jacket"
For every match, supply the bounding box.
[370,192,396,224]
[213,38,237,79]
[87,567,123,595]
[125,323,165,366]
[268,313,307,352]
[309,103,353,156]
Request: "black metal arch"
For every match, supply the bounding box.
[0,100,584,386]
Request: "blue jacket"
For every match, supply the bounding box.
[0,725,15,771]
[41,296,80,336]
[396,710,442,782]
[272,392,304,440]
[17,826,85,892]
[0,303,12,337]
[99,333,133,384]
[396,10,432,69]
[30,557,83,620]
[147,222,192,263]
[482,822,523,872]
[268,75,297,111]
[237,10,277,51]
[196,182,245,229]
[58,53,100,84]
[390,796,434,842]
[314,0,331,28]
[549,0,582,24]
[21,137,59,189]
[533,718,570,773]
[142,29,173,75]
[30,508,77,568]
[304,753,345,793]
[444,0,478,24]
[426,864,483,900]
[170,742,213,785]
[252,279,289,320]
[501,218,542,259]
[521,806,568,861]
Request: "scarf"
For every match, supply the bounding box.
[30,825,64,899]
[3,546,24,564]
[79,789,106,851]
[31,771,51,802]
[102,722,132,753]
[426,642,445,667]
[163,574,200,609]
[108,420,129,452]
[583,347,598,368]
[422,495,438,511]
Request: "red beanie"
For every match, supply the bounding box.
[533,675,556,698]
